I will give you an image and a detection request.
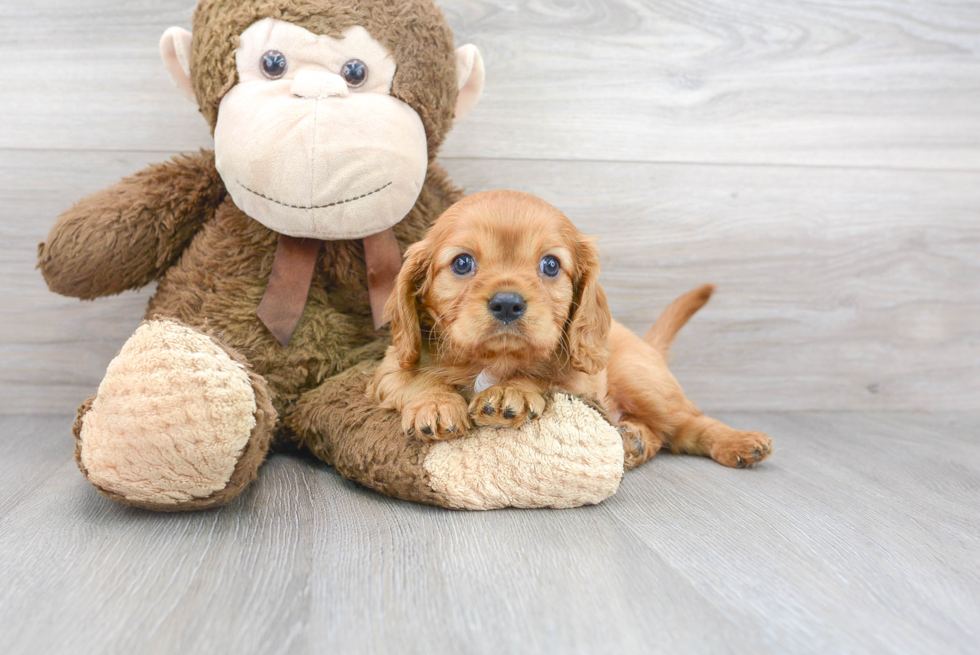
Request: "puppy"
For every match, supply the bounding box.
[368,190,772,469]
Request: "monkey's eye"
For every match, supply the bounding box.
[341,59,368,87]
[451,254,475,276]
[540,256,561,278]
[261,51,288,79]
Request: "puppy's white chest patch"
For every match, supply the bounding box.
[473,369,499,394]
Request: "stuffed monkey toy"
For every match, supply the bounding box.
[38,0,628,511]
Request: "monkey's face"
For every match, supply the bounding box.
[213,18,429,240]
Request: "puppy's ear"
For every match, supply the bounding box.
[567,238,611,374]
[386,239,431,369]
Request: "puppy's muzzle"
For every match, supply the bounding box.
[488,292,526,324]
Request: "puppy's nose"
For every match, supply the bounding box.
[488,292,526,324]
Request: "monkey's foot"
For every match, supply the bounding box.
[423,394,624,509]
[74,319,276,511]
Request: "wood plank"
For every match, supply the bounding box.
[0,412,977,654]
[3,150,977,412]
[614,411,980,654]
[443,158,980,411]
[0,424,762,655]
[0,415,75,518]
[1,0,978,169]
[0,454,316,654]
[303,470,765,655]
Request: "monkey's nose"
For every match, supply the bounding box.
[291,70,349,99]
[488,292,526,324]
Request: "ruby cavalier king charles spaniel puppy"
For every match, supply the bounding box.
[368,190,772,469]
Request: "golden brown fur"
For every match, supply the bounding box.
[369,190,773,468]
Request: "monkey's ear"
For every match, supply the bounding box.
[160,27,196,102]
[454,45,485,123]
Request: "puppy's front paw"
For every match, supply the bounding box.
[402,395,471,442]
[711,431,773,468]
[469,385,546,428]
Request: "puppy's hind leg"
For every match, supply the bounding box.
[606,321,677,470]
[607,321,772,469]
[617,417,665,472]
[669,415,772,468]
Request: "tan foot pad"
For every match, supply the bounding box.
[78,320,258,505]
[422,394,625,510]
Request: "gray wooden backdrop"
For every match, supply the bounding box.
[2,0,978,414]
[2,4,980,654]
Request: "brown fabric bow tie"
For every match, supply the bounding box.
[256,229,402,347]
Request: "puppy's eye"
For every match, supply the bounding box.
[261,51,288,79]
[540,255,561,278]
[341,59,368,87]
[451,254,475,276]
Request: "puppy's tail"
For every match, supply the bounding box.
[643,284,714,355]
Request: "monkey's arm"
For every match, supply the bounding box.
[38,150,226,299]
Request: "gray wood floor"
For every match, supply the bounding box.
[1,412,977,655]
[2,1,979,653]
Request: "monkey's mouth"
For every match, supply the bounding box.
[236,180,393,210]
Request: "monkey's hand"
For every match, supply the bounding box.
[38,150,225,299]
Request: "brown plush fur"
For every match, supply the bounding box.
[40,154,462,422]
[39,0,467,509]
[369,191,773,469]
[72,321,278,511]
[37,151,226,300]
[285,360,447,506]
[191,0,459,157]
